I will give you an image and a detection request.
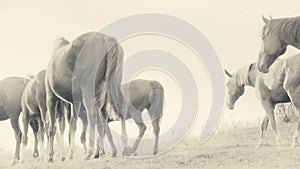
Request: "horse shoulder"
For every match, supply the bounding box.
[255,76,271,102]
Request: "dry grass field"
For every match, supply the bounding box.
[1,122,300,169]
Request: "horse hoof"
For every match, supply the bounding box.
[94,153,99,159]
[48,158,54,163]
[131,152,137,157]
[61,157,66,161]
[95,151,105,159]
[111,153,117,158]
[122,146,134,156]
[33,152,39,158]
[11,160,19,166]
[84,154,92,161]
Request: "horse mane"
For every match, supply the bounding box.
[53,37,70,51]
[23,73,34,85]
[263,16,300,43]
[233,64,252,86]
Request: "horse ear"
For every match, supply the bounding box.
[269,15,273,20]
[224,69,232,78]
[262,15,270,24]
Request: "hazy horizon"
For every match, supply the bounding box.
[0,0,300,153]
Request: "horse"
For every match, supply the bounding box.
[258,15,300,73]
[0,76,31,164]
[45,32,126,162]
[93,79,164,157]
[20,70,47,161]
[225,54,300,148]
[21,70,90,161]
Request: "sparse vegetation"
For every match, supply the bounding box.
[1,122,300,169]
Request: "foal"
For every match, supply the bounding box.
[94,79,164,157]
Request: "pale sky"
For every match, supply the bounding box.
[0,0,300,153]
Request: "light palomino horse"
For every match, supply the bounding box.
[258,15,300,73]
[0,76,31,164]
[20,70,88,161]
[225,54,300,148]
[94,79,164,157]
[45,32,126,162]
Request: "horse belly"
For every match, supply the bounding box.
[51,73,73,102]
[0,105,9,121]
[271,87,290,103]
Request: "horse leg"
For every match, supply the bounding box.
[37,118,45,161]
[152,118,160,155]
[94,138,105,159]
[287,92,300,147]
[66,102,80,161]
[284,81,300,147]
[79,115,88,154]
[121,117,129,148]
[104,121,117,158]
[82,90,97,160]
[100,106,117,158]
[20,107,30,163]
[256,115,269,149]
[11,117,22,164]
[45,95,58,162]
[29,119,39,158]
[37,101,46,162]
[132,122,146,154]
[67,106,77,161]
[56,107,66,161]
[119,102,130,155]
[95,114,105,159]
[291,121,300,147]
[261,100,281,147]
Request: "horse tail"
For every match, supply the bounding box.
[150,80,164,123]
[104,36,125,116]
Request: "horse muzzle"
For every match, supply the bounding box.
[258,64,269,73]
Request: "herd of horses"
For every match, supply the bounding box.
[225,16,300,148]
[0,32,164,164]
[1,14,300,165]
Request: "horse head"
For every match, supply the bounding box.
[258,15,287,73]
[225,69,245,110]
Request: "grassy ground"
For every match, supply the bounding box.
[1,122,300,169]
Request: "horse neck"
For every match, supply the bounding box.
[246,63,258,87]
[234,63,257,88]
[278,17,300,49]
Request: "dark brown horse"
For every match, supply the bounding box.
[94,79,164,157]
[225,54,300,148]
[45,32,126,161]
[258,16,300,73]
[0,76,31,164]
